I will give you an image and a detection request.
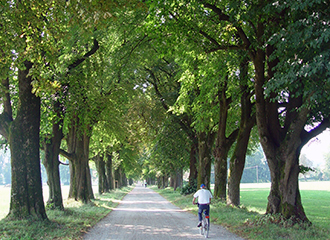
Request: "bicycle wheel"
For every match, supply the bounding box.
[204,217,209,238]
[200,218,205,235]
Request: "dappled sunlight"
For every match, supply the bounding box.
[119,200,169,204]
[104,223,201,239]
[112,207,186,212]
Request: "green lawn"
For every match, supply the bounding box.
[240,188,330,230]
[154,185,330,240]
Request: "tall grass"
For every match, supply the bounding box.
[153,186,330,240]
[0,186,132,240]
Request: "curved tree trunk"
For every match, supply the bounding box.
[197,131,215,190]
[8,61,47,220]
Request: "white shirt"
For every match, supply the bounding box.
[194,189,213,204]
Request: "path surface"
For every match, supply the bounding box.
[83,185,245,240]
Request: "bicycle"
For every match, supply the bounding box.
[195,203,210,238]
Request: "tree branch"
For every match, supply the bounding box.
[59,160,69,166]
[59,148,75,161]
[67,38,99,72]
[301,118,330,147]
[201,2,252,53]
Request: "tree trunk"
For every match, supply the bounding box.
[227,56,256,206]
[42,100,64,210]
[197,131,215,190]
[173,168,183,191]
[163,173,168,188]
[188,137,198,186]
[94,154,107,194]
[114,166,122,188]
[227,119,255,206]
[213,83,238,200]
[67,123,94,203]
[8,61,47,220]
[253,44,312,223]
[122,171,127,187]
[105,153,114,191]
[265,145,306,221]
[170,172,175,188]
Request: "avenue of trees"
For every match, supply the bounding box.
[0,0,329,226]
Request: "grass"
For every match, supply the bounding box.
[152,186,330,240]
[0,186,132,240]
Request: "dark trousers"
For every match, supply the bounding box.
[198,204,210,221]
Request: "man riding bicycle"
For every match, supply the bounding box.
[192,183,213,227]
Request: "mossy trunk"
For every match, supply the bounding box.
[197,131,215,190]
[8,61,47,220]
[265,144,308,222]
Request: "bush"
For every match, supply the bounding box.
[180,180,197,195]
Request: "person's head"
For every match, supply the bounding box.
[200,184,205,189]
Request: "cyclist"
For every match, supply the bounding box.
[192,183,213,227]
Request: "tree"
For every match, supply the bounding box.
[227,55,256,206]
[184,0,330,223]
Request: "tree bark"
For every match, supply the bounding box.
[42,100,64,210]
[94,154,107,194]
[106,153,114,190]
[227,56,256,206]
[8,61,47,219]
[213,82,238,200]
[197,131,216,190]
[252,43,321,223]
[65,122,94,203]
[114,166,122,188]
[188,137,198,186]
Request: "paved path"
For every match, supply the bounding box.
[83,185,245,240]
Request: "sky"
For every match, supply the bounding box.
[301,129,330,168]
